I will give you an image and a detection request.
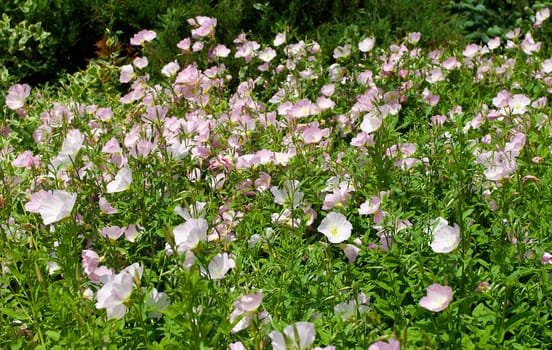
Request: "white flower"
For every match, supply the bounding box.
[207,253,236,280]
[106,167,132,193]
[318,212,352,243]
[173,218,208,253]
[95,263,143,319]
[269,322,315,350]
[270,180,304,208]
[428,217,460,253]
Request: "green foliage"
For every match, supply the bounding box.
[4,2,552,350]
[446,0,552,42]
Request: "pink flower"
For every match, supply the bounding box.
[301,121,331,144]
[161,61,180,77]
[95,263,143,319]
[408,32,421,44]
[509,94,531,115]
[229,342,247,350]
[6,83,31,110]
[229,291,263,333]
[130,29,156,46]
[177,37,191,51]
[146,288,169,319]
[360,113,382,134]
[25,190,77,225]
[359,37,375,52]
[119,64,134,83]
[274,32,286,46]
[359,195,381,215]
[369,338,400,350]
[334,292,370,320]
[99,197,118,214]
[100,226,126,240]
[521,32,541,55]
[60,129,84,157]
[419,284,453,312]
[290,99,319,118]
[535,8,550,27]
[188,16,217,38]
[542,252,552,265]
[213,44,231,57]
[133,57,148,69]
[270,180,304,208]
[82,250,113,282]
[12,151,41,169]
[463,44,480,58]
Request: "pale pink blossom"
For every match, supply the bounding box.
[6,83,31,110]
[25,190,77,225]
[359,37,375,52]
[130,29,156,46]
[146,288,169,319]
[100,226,126,240]
[119,64,134,83]
[95,263,143,319]
[229,291,263,333]
[12,151,41,169]
[133,57,148,69]
[188,16,217,38]
[99,197,118,214]
[369,338,400,350]
[359,196,381,215]
[419,284,453,312]
[161,61,180,77]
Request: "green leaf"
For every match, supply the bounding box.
[46,330,60,342]
[504,311,533,333]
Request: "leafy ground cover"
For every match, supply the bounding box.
[2,9,552,350]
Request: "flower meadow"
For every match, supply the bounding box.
[3,10,552,349]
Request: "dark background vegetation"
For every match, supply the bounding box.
[1,0,552,87]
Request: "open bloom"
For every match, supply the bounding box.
[6,83,31,110]
[419,284,452,312]
[428,217,460,253]
[269,322,315,350]
[334,292,370,320]
[130,29,156,46]
[173,218,208,254]
[318,212,352,243]
[95,263,143,319]
[271,180,304,208]
[207,253,236,280]
[229,291,263,333]
[25,190,77,225]
[106,167,132,193]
